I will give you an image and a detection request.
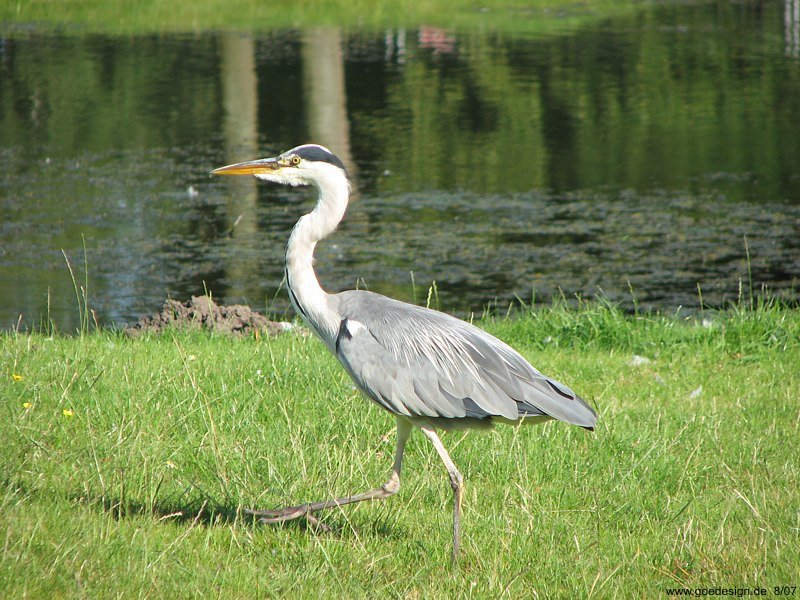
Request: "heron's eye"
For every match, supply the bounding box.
[290,155,301,166]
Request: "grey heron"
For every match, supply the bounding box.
[212,144,597,562]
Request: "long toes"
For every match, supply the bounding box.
[244,505,308,521]
[304,513,332,533]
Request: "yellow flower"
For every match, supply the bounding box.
[22,402,32,409]
[62,409,74,418]
[12,374,23,382]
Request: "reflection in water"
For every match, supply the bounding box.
[220,32,259,302]
[302,27,355,177]
[418,27,457,55]
[1,1,799,330]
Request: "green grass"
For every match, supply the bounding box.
[1,302,799,597]
[2,0,648,35]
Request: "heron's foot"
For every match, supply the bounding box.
[244,504,310,521]
[245,481,400,532]
[244,504,332,532]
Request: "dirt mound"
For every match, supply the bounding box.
[125,296,294,337]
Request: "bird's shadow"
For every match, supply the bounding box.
[96,494,328,533]
[68,488,404,539]
[6,476,404,540]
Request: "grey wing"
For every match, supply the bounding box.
[332,291,597,429]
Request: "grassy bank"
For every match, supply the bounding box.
[2,0,648,35]
[1,302,798,597]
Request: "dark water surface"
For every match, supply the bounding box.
[2,1,799,330]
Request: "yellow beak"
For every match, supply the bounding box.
[211,157,281,176]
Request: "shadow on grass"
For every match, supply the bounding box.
[4,471,408,540]
[52,485,407,540]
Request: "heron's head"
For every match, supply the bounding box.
[211,144,347,189]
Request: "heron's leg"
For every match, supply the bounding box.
[418,426,463,564]
[246,418,412,523]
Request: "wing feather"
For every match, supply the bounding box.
[332,290,597,428]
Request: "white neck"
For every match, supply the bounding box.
[285,169,349,346]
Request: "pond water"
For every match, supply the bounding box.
[1,1,799,330]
